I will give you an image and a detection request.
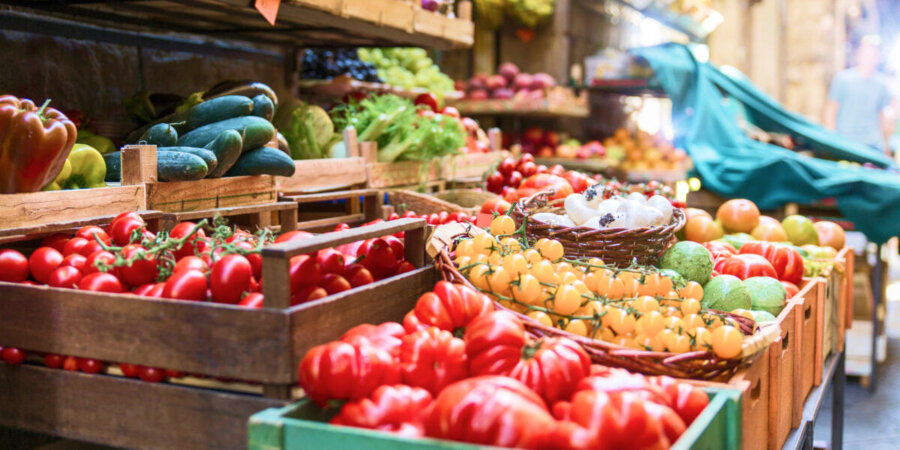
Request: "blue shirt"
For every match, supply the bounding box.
[828,68,892,148]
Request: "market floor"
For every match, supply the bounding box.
[814,338,900,449]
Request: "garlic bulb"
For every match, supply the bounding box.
[583,215,603,229]
[597,198,621,215]
[647,195,673,224]
[627,192,647,204]
[583,184,604,208]
[644,206,666,227]
[564,193,599,226]
[606,212,628,228]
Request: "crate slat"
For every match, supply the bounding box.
[790,277,821,426]
[0,185,146,232]
[277,158,367,194]
[145,175,277,212]
[768,301,797,450]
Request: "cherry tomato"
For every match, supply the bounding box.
[169,222,206,260]
[289,255,322,294]
[388,212,400,221]
[62,356,79,371]
[109,216,145,246]
[320,273,352,295]
[334,223,351,232]
[498,158,517,176]
[275,230,315,243]
[346,265,375,287]
[425,213,441,225]
[119,363,140,378]
[231,240,263,279]
[164,369,184,378]
[0,249,29,282]
[62,237,89,256]
[173,256,208,274]
[485,172,505,194]
[163,269,207,301]
[396,261,416,275]
[29,247,64,284]
[317,248,346,275]
[117,244,158,287]
[41,233,69,252]
[238,292,265,308]
[519,161,537,177]
[83,250,115,275]
[75,225,110,245]
[291,286,328,306]
[138,367,166,383]
[45,354,64,369]
[48,266,83,288]
[210,255,252,304]
[78,358,105,374]
[1,347,26,365]
[78,240,104,258]
[111,212,142,225]
[506,170,523,187]
[441,106,460,118]
[78,272,124,293]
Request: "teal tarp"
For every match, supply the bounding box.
[631,43,900,243]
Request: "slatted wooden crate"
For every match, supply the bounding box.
[790,277,823,426]
[0,218,429,450]
[441,151,503,181]
[158,201,300,233]
[768,302,798,449]
[281,189,383,232]
[0,184,147,232]
[276,158,367,194]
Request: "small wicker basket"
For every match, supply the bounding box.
[388,189,501,217]
[509,190,685,267]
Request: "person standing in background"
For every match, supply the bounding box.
[824,35,895,157]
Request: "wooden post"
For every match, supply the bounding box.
[364,192,381,222]
[488,128,502,152]
[279,207,298,232]
[261,255,291,309]
[249,211,273,230]
[360,141,378,163]
[121,145,157,185]
[343,128,360,157]
[457,0,472,20]
[404,226,426,267]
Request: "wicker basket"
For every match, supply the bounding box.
[388,189,501,216]
[433,190,500,212]
[437,249,778,381]
[510,191,685,267]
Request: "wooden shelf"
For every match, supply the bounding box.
[580,78,667,97]
[298,76,463,101]
[1,0,474,51]
[450,97,589,118]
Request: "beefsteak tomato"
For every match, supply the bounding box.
[406,281,492,335]
[714,253,777,280]
[330,384,433,438]
[739,241,805,284]
[298,341,400,407]
[340,322,405,356]
[399,327,468,395]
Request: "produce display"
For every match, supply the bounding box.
[603,128,690,172]
[461,62,556,100]
[358,48,456,96]
[300,49,381,83]
[299,280,710,448]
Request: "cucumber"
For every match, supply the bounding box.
[177,116,275,152]
[251,94,275,122]
[157,152,208,181]
[224,146,296,177]
[103,152,122,182]
[125,95,253,143]
[204,130,243,178]
[159,146,217,176]
[101,150,208,181]
[140,123,178,147]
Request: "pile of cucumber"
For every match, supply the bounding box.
[106,82,296,182]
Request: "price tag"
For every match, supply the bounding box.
[255,0,281,26]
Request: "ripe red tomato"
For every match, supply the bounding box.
[519,161,538,177]
[485,172,505,194]
[440,106,460,118]
[506,170,523,187]
[62,237,89,256]
[169,222,206,260]
[498,158,517,176]
[329,384,433,437]
[317,248,345,275]
[320,273,352,295]
[407,281,491,335]
[78,358,105,374]
[111,212,142,225]
[481,198,511,215]
[275,230,315,243]
[703,241,737,262]
[134,282,165,298]
[138,367,166,383]
[79,272,124,293]
[400,327,468,395]
[1,347,26,365]
[298,341,401,407]
[75,225,110,245]
[383,235,405,259]
[345,264,374,287]
[63,356,79,371]
[83,250,115,275]
[340,322,405,356]
[447,212,468,223]
[289,254,322,294]
[238,292,264,308]
[425,213,441,225]
[358,238,399,279]
[519,153,535,165]
[555,389,671,449]
[781,280,800,298]
[163,269,207,301]
[648,376,710,425]
[109,216,145,246]
[230,240,263,279]
[117,244,158,287]
[714,253,777,280]
[0,249,29,282]
[29,247,64,284]
[515,173,574,202]
[41,233,69,252]
[48,266,83,288]
[739,242,805,284]
[78,240,104,258]
[120,363,140,378]
[173,256,208,274]
[414,93,439,112]
[45,354,64,369]
[291,286,328,306]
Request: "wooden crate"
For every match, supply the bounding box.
[281,189,383,232]
[120,145,277,212]
[413,6,446,37]
[276,157,367,194]
[790,277,822,425]
[729,346,770,450]
[442,151,503,181]
[379,0,415,32]
[0,209,163,247]
[836,246,854,340]
[0,219,430,449]
[159,202,299,233]
[294,0,343,15]
[367,160,443,189]
[0,184,146,232]
[768,302,798,450]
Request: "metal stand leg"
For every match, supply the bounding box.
[832,351,845,450]
[871,244,882,393]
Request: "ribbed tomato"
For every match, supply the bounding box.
[714,253,777,280]
[739,241,804,284]
[405,281,492,335]
[298,341,400,407]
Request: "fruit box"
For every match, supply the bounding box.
[768,301,798,449]
[0,218,431,450]
[281,189,383,232]
[790,277,824,425]
[0,184,147,232]
[247,389,742,450]
[441,151,504,181]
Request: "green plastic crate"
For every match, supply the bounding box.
[248,388,742,450]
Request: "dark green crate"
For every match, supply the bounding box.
[249,388,742,450]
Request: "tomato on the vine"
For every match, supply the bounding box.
[117,244,158,287]
[0,249,29,282]
[48,266,83,288]
[173,256,208,274]
[41,233,69,252]
[75,225,110,245]
[163,269,207,301]
[83,250,115,275]
[169,222,206,260]
[109,216,145,246]
[138,367,166,383]
[78,240,104,258]
[29,247,64,284]
[209,254,252,304]
[45,354,64,369]
[79,272,124,293]
[78,358,105,374]
[238,292,264,308]
[62,237,89,256]
[1,347,26,365]
[119,363,140,378]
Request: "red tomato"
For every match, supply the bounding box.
[334,223,351,232]
[164,369,184,378]
[549,164,566,176]
[440,106,460,118]
[117,244,158,287]
[298,341,401,407]
[173,256,208,274]
[739,241,805,284]
[78,240,104,258]
[83,250,115,275]
[329,384,433,437]
[120,363,140,378]
[358,238,399,280]
[401,211,417,219]
[562,170,595,194]
[506,170,523,188]
[111,212,142,225]
[1,347,26,365]
[134,282,165,298]
[78,358,105,374]
[519,153,535,165]
[345,264,375,287]
[138,367,166,383]
[169,222,207,260]
[41,233,69,252]
[714,253,778,280]
[75,225,110,245]
[388,212,400,221]
[648,376,710,425]
[0,249,29,282]
[485,172,505,194]
[238,292,264,308]
[317,248,346,275]
[291,286,328,306]
[481,198,511,215]
[209,255,252,304]
[62,237,89,256]
[554,389,672,449]
[781,280,800,298]
[425,376,556,448]
[62,356,79,371]
[340,322,405,356]
[48,266,83,288]
[78,272,124,293]
[425,213,441,225]
[289,255,322,294]
[407,281,491,335]
[395,261,416,275]
[275,230,315,243]
[498,158,517,177]
[519,161,538,177]
[414,93,440,112]
[436,211,448,225]
[447,212,468,223]
[29,247,64,284]
[382,235,405,259]
[109,217,145,246]
[703,241,737,262]
[320,273,352,295]
[514,173,574,202]
[400,327,468,395]
[231,240,263,279]
[45,354,64,369]
[162,269,207,301]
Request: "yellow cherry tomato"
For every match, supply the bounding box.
[501,237,522,253]
[490,215,516,236]
[553,284,582,316]
[488,252,502,265]
[681,298,702,315]
[538,239,564,261]
[664,317,686,334]
[704,314,726,329]
[711,325,743,359]
[527,310,554,327]
[731,309,754,321]
[502,253,528,276]
[554,261,574,275]
[565,319,591,337]
[603,307,636,335]
[678,281,704,300]
[530,260,556,284]
[683,313,706,330]
[561,271,580,285]
[620,277,639,298]
[468,264,490,290]
[522,248,542,265]
[633,296,660,313]
[692,327,713,350]
[665,332,692,353]
[636,310,666,336]
[454,255,472,268]
[472,233,498,255]
[486,266,511,295]
[455,239,475,258]
[511,274,542,305]
[584,272,600,292]
[636,273,660,297]
[656,275,675,297]
[571,280,590,295]
[586,257,605,272]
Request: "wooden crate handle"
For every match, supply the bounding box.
[343,127,360,157]
[121,145,158,185]
[360,141,378,163]
[457,0,472,20]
